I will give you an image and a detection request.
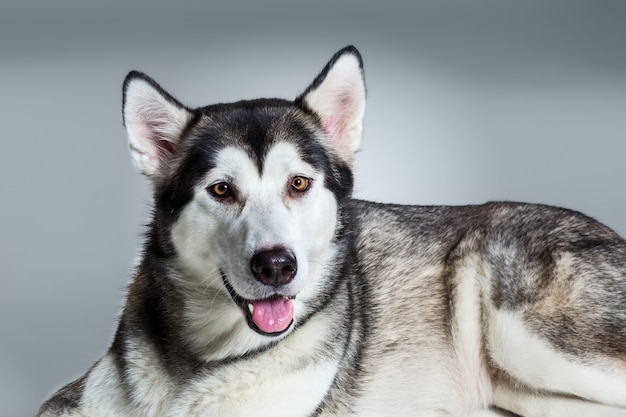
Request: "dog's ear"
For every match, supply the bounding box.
[296,46,366,163]
[122,71,194,178]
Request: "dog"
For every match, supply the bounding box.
[38,46,626,417]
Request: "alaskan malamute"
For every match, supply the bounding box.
[39,46,626,417]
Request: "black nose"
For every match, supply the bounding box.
[250,248,297,287]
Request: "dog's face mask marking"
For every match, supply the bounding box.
[171,142,339,336]
[121,46,365,347]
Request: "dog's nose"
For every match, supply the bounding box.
[250,248,297,287]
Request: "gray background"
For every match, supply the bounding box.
[1,1,625,415]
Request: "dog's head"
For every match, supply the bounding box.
[122,47,365,358]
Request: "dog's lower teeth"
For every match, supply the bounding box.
[248,303,254,314]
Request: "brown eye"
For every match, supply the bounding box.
[209,182,231,198]
[291,176,310,193]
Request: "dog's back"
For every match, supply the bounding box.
[352,200,626,415]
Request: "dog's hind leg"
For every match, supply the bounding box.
[486,309,626,410]
[482,238,626,411]
[492,379,626,417]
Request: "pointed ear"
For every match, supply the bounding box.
[296,46,366,163]
[122,71,194,178]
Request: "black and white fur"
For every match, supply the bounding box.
[39,46,626,417]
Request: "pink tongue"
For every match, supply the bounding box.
[251,297,294,334]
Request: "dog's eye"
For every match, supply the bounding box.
[209,182,231,198]
[291,176,310,193]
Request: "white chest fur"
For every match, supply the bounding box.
[82,316,342,417]
[175,354,339,417]
[171,306,344,416]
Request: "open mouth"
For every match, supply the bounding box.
[221,272,295,336]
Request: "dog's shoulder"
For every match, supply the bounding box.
[37,373,87,417]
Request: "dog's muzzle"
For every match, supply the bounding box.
[221,247,298,337]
